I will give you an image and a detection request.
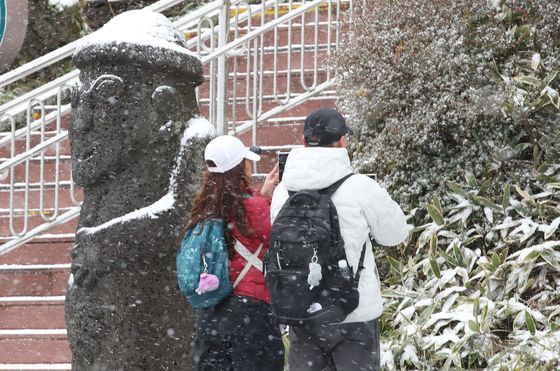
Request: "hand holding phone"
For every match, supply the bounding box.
[261,163,279,199]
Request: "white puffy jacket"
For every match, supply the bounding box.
[270,147,411,323]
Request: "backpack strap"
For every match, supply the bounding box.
[287,173,354,198]
[354,242,368,281]
[322,173,354,197]
[232,240,264,288]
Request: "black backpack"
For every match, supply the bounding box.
[265,174,367,326]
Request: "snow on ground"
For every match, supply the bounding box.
[380,342,395,370]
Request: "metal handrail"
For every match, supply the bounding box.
[0,0,353,252]
[0,70,79,117]
[0,207,81,256]
[0,132,67,173]
[231,80,334,134]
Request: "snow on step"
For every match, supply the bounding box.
[0,264,70,272]
[0,296,65,303]
[0,329,67,338]
[0,364,71,371]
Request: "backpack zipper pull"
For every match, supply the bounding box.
[307,247,322,290]
[201,253,209,274]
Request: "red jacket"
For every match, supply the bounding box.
[229,188,271,303]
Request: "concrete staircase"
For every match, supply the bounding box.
[0,3,341,369]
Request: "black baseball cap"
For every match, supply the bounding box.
[303,108,354,146]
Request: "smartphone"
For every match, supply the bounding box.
[278,152,289,182]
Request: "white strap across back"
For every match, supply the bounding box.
[232,240,264,288]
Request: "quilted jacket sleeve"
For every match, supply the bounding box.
[360,176,411,246]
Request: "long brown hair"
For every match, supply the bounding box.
[186,159,253,244]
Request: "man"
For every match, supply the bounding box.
[270,108,411,370]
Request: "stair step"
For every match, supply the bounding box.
[237,119,305,147]
[198,68,329,100]
[200,95,336,126]
[0,265,70,297]
[0,133,71,160]
[0,300,66,330]
[203,49,332,78]
[0,338,71,364]
[0,241,72,265]
[0,215,78,239]
[0,159,72,185]
[0,189,80,218]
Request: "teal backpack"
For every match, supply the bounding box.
[176,219,233,309]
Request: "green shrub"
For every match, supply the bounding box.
[334,0,560,208]
[334,1,560,369]
[381,175,559,370]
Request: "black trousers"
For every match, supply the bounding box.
[195,295,285,371]
[288,319,381,371]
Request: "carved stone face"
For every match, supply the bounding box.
[70,71,129,188]
[69,65,192,188]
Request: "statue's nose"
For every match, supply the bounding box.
[86,0,108,8]
[71,101,93,133]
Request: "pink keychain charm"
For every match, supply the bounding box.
[196,273,220,294]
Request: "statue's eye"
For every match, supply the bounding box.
[95,79,123,104]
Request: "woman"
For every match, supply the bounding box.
[186,135,284,371]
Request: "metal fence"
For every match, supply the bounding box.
[0,0,356,253]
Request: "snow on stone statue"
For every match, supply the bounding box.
[65,10,215,370]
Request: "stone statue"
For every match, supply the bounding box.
[65,10,214,370]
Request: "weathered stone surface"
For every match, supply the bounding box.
[65,11,213,370]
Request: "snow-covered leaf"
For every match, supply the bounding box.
[427,204,445,225]
[494,216,520,230]
[446,182,467,197]
[538,217,560,239]
[484,207,494,223]
[430,258,442,278]
[525,310,536,335]
[468,320,480,332]
[515,186,533,202]
[531,53,541,70]
[509,241,560,264]
[502,183,511,210]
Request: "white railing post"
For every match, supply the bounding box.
[216,0,231,135]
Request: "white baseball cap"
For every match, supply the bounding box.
[204,135,261,173]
